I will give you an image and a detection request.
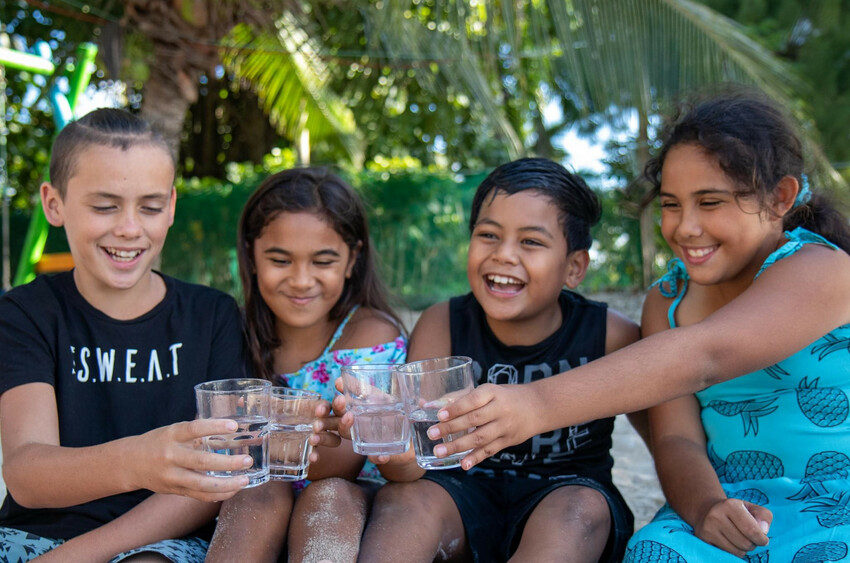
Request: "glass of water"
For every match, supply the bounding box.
[341,364,410,456]
[396,356,476,470]
[268,387,322,481]
[194,378,271,488]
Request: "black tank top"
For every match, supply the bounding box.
[449,290,615,481]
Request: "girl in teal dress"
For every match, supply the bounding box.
[417,90,850,561]
[206,168,407,563]
[624,94,850,561]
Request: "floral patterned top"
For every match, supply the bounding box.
[277,305,408,481]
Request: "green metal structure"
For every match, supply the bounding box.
[0,41,97,288]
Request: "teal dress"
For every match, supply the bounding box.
[625,228,850,562]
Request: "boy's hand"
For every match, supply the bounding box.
[695,499,771,557]
[424,383,540,470]
[134,419,252,502]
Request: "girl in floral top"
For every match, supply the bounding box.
[206,168,407,563]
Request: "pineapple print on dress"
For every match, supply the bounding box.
[624,540,687,563]
[730,488,770,506]
[788,452,850,501]
[708,398,778,436]
[746,552,769,563]
[804,492,850,528]
[796,377,849,427]
[709,446,784,484]
[811,334,850,361]
[792,541,848,563]
[764,363,790,380]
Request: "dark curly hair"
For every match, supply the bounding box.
[645,89,850,253]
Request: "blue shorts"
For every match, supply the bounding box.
[0,526,208,563]
[421,468,633,563]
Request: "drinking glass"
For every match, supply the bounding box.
[341,364,410,455]
[268,387,322,481]
[194,378,271,487]
[396,356,475,470]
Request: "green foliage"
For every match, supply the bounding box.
[584,188,645,292]
[160,154,483,307]
[699,0,850,178]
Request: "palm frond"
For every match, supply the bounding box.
[221,17,364,164]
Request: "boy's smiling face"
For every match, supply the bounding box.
[467,189,589,346]
[41,144,176,311]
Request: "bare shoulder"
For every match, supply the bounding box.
[408,301,451,361]
[641,285,673,337]
[754,243,850,315]
[337,307,402,350]
[605,306,640,354]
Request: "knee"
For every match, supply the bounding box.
[300,477,367,512]
[553,486,611,536]
[373,481,441,516]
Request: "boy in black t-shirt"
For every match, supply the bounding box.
[354,159,639,562]
[0,109,249,562]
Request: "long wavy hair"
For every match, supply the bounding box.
[238,167,403,381]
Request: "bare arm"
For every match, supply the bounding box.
[429,245,850,468]
[32,494,220,563]
[1,383,249,507]
[651,393,771,556]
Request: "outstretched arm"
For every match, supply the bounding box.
[1,382,250,507]
[427,245,850,469]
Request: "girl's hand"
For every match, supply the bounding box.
[369,446,416,467]
[134,419,251,502]
[425,383,541,470]
[695,499,772,557]
[331,392,354,441]
[308,400,342,462]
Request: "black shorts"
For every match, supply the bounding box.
[421,468,633,563]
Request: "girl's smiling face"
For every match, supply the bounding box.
[659,143,786,289]
[253,211,358,334]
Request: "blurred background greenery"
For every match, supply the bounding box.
[2,0,848,307]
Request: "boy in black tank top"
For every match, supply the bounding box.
[357,159,639,562]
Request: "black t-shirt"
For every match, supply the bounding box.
[0,271,247,540]
[449,290,615,481]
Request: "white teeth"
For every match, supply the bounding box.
[487,274,523,285]
[106,248,142,261]
[687,247,714,258]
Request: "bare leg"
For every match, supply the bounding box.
[510,485,611,563]
[358,480,469,563]
[287,477,377,563]
[206,481,294,563]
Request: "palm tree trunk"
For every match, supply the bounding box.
[636,107,655,289]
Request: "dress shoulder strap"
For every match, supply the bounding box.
[754,227,838,280]
[650,257,688,329]
[323,305,360,353]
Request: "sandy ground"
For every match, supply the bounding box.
[0,292,663,531]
